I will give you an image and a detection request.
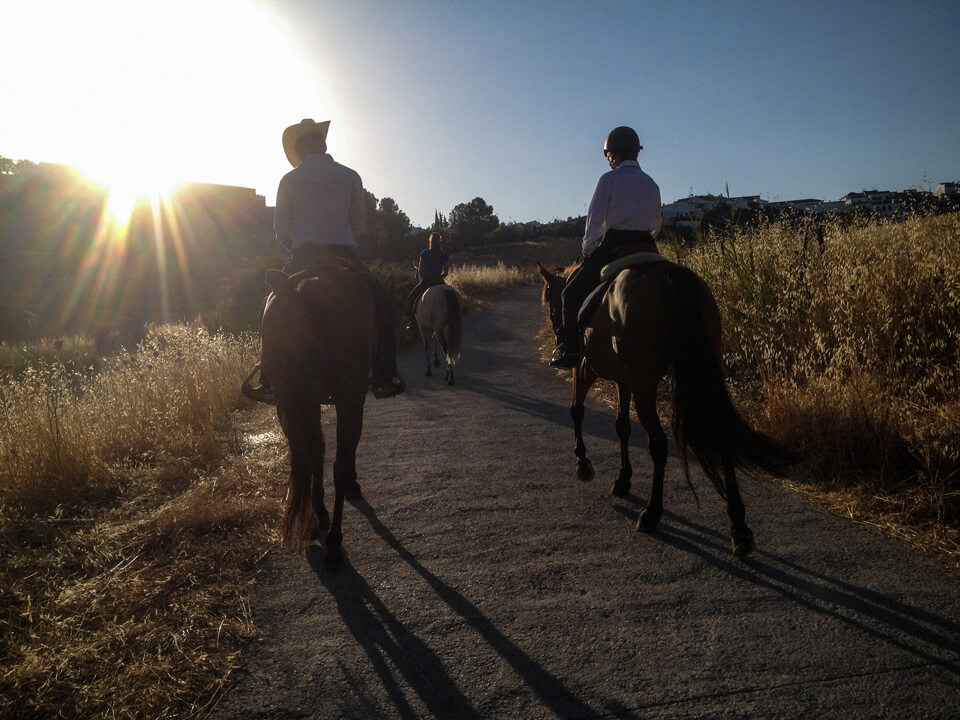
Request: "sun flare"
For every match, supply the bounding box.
[81,163,179,225]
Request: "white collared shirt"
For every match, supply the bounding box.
[274,153,365,249]
[582,160,662,257]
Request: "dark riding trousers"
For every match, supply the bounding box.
[560,229,658,347]
[406,273,445,320]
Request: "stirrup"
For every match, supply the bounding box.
[549,344,581,369]
[241,365,275,404]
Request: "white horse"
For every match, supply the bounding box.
[414,284,462,385]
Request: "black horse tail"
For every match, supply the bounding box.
[444,288,462,360]
[668,266,785,497]
[278,391,326,550]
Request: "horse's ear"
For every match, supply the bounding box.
[536,262,554,284]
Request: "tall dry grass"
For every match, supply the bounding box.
[0,323,279,719]
[447,260,536,305]
[668,212,960,550]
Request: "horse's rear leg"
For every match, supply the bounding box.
[633,389,667,532]
[325,397,364,571]
[423,334,433,376]
[310,472,329,541]
[611,382,632,497]
[572,363,597,481]
[724,459,754,556]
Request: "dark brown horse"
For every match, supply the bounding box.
[243,261,373,569]
[538,255,783,556]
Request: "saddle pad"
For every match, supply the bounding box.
[600,251,673,281]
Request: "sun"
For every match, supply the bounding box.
[81,162,180,225]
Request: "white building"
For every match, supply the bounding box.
[934,182,958,198]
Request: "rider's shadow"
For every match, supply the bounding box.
[309,498,603,719]
[610,503,960,674]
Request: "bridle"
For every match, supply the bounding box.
[546,279,565,338]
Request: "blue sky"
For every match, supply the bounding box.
[3,0,958,228]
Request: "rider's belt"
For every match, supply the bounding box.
[292,243,356,263]
[599,229,656,253]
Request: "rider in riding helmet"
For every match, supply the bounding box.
[405,232,449,329]
[245,118,405,402]
[549,126,662,369]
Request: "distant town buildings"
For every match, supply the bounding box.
[661,182,958,226]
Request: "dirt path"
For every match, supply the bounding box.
[210,285,959,719]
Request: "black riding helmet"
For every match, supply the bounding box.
[603,126,642,160]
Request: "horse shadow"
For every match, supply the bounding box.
[610,501,960,674]
[309,497,603,719]
[308,548,477,719]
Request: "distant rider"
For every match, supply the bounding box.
[405,232,449,329]
[245,118,405,401]
[550,126,662,369]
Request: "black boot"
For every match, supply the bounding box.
[371,373,406,399]
[242,366,275,404]
[549,342,581,369]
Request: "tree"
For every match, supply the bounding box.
[448,197,499,248]
[0,155,36,175]
[377,197,412,259]
[432,210,448,234]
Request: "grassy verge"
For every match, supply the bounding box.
[0,324,281,719]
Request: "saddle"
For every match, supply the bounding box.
[265,256,367,295]
[576,249,675,330]
[412,279,447,317]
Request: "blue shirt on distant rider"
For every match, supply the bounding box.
[419,249,449,279]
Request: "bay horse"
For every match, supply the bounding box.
[415,284,462,385]
[242,261,372,570]
[538,255,783,556]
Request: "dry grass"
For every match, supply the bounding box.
[678,212,960,563]
[447,261,537,306]
[0,323,284,719]
[0,335,99,378]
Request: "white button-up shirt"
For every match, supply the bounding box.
[582,160,662,257]
[274,153,366,249]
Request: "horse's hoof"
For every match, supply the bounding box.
[636,509,660,533]
[610,480,631,497]
[576,458,594,482]
[731,528,754,557]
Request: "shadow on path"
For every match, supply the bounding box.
[610,503,960,674]
[308,549,479,720]
[321,497,599,719]
[456,374,612,442]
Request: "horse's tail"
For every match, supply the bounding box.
[668,266,785,497]
[278,395,325,550]
[444,288,462,360]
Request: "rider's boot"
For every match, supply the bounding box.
[242,365,276,404]
[549,331,582,369]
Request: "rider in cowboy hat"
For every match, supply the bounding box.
[245,118,405,401]
[550,126,663,369]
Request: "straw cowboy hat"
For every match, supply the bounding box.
[282,118,331,168]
